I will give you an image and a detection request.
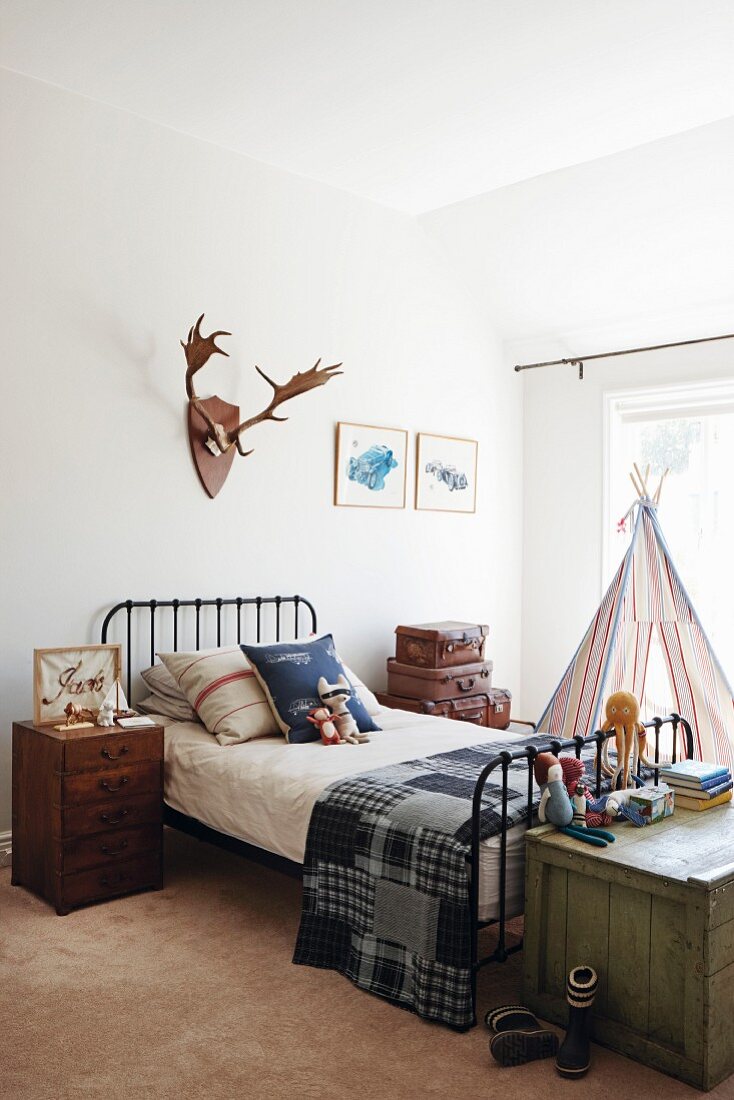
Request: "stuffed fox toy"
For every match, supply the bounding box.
[317,675,369,744]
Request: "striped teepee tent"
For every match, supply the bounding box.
[535,474,734,769]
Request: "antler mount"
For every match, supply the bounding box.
[182,313,342,496]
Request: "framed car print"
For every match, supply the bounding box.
[334,422,408,509]
[415,433,478,513]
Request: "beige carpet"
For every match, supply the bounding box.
[1,829,732,1100]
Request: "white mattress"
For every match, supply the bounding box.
[161,707,528,922]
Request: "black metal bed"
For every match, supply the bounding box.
[101,594,695,1028]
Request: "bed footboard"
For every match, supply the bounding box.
[468,713,694,1025]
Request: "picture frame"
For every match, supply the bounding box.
[33,643,122,726]
[415,433,478,513]
[334,421,408,509]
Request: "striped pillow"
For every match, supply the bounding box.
[157,647,279,745]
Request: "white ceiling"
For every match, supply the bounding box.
[2,0,734,214]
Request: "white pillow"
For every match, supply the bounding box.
[157,647,279,746]
[141,663,191,702]
[341,661,380,716]
[137,693,198,723]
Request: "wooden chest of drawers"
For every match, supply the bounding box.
[11,719,163,915]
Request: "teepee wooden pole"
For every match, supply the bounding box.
[633,462,651,498]
[630,470,644,498]
[654,468,670,506]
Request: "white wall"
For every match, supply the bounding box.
[421,113,734,723]
[519,340,734,720]
[0,69,523,832]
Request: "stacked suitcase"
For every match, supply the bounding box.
[375,620,512,730]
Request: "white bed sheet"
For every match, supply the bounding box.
[161,707,528,922]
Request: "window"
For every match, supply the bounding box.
[604,380,734,686]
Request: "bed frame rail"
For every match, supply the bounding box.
[101,594,317,698]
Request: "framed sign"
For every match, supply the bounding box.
[334,421,408,509]
[34,644,122,726]
[415,433,478,513]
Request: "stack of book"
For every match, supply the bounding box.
[659,760,733,811]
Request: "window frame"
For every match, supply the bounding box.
[602,378,734,589]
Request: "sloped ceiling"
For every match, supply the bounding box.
[421,115,734,344]
[2,0,734,214]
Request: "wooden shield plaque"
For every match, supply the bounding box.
[187,396,240,499]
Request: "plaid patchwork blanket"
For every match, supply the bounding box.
[293,733,567,1030]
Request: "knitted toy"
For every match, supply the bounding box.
[559,755,647,829]
[317,675,369,744]
[307,707,344,745]
[534,752,615,847]
[600,690,647,789]
[534,752,573,828]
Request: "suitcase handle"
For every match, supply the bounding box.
[456,677,477,692]
[443,634,485,656]
[441,667,490,686]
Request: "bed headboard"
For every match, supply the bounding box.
[101,594,317,698]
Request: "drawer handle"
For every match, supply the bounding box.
[100,777,129,792]
[100,809,129,825]
[101,840,129,856]
[101,746,129,761]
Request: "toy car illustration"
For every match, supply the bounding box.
[348,445,398,491]
[425,460,468,491]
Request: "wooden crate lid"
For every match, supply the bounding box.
[394,621,488,641]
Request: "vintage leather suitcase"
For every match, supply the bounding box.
[394,621,488,669]
[376,689,512,730]
[386,657,493,701]
[485,688,512,729]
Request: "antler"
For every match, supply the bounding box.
[182,314,342,459]
[182,313,235,453]
[182,313,231,399]
[230,359,343,455]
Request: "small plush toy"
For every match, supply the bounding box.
[96,699,115,727]
[317,675,369,744]
[534,752,616,847]
[307,707,343,746]
[601,690,646,789]
[534,752,574,828]
[559,754,647,830]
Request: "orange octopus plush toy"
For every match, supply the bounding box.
[601,690,646,789]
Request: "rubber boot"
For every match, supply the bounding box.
[487,1005,559,1067]
[555,965,597,1078]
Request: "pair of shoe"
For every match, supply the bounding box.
[486,1005,558,1067]
[486,965,597,1078]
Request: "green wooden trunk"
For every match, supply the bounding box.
[523,807,734,1091]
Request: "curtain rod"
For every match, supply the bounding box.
[514,331,734,379]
